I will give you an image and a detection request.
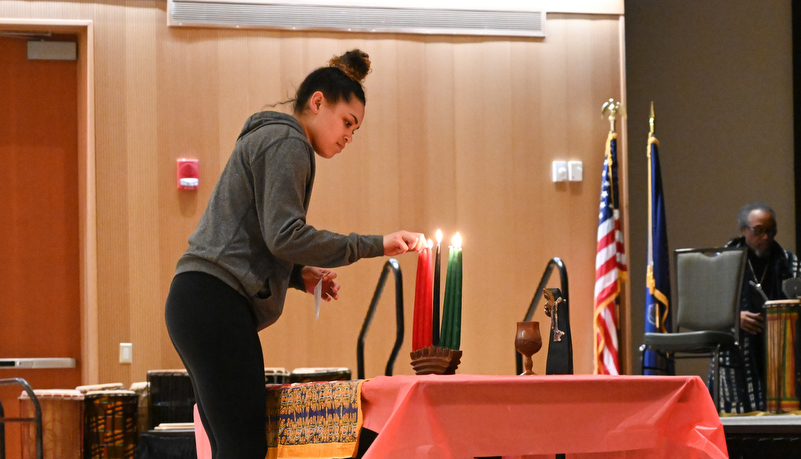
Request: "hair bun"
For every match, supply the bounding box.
[329,49,371,83]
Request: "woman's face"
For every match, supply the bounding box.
[307,92,365,159]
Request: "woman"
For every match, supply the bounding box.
[165,49,424,458]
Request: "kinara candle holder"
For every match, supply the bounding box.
[410,345,462,375]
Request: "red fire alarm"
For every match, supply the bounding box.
[177,158,199,190]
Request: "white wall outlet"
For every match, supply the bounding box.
[552,160,567,182]
[119,343,132,364]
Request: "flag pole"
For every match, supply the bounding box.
[647,102,657,329]
[602,98,620,133]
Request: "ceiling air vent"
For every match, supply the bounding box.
[168,1,544,38]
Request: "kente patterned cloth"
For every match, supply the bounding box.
[267,380,364,459]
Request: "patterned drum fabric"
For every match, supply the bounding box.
[146,370,195,430]
[764,299,801,413]
[19,389,84,459]
[83,390,138,459]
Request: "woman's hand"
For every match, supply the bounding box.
[301,266,339,301]
[740,311,763,334]
[383,231,426,256]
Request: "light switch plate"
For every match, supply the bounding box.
[568,160,583,181]
[552,161,567,182]
[119,343,132,364]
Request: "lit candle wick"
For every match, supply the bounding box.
[452,232,462,250]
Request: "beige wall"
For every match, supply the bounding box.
[1,1,625,384]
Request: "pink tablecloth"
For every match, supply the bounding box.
[360,374,727,459]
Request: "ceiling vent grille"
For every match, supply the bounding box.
[168,1,544,38]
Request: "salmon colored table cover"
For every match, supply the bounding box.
[359,374,728,459]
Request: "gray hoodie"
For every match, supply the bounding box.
[175,111,384,330]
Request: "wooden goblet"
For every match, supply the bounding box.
[516,321,543,375]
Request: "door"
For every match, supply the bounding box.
[0,35,82,458]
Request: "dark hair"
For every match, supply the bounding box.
[293,49,371,114]
[737,201,776,229]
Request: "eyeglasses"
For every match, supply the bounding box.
[746,225,777,238]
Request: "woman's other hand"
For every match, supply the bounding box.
[301,266,340,301]
[383,231,426,256]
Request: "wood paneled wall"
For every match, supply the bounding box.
[1,1,624,384]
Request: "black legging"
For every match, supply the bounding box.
[165,271,267,459]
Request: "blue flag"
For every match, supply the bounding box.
[644,135,672,375]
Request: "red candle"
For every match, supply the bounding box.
[412,241,433,351]
[432,230,442,346]
[424,240,434,348]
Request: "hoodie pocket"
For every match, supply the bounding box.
[256,281,272,299]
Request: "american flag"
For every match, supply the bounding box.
[594,131,627,375]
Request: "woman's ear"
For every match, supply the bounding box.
[309,91,325,114]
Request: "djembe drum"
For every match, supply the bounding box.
[289,367,351,383]
[264,367,290,385]
[128,382,148,437]
[146,370,194,430]
[764,299,801,413]
[83,390,138,459]
[19,389,84,459]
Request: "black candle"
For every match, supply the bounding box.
[432,229,442,346]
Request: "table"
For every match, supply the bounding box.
[195,374,728,459]
[360,374,727,459]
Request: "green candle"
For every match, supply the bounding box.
[440,246,456,348]
[441,233,463,350]
[452,242,463,349]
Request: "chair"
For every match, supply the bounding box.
[639,247,748,412]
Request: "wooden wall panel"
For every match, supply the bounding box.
[126,1,161,384]
[1,1,623,383]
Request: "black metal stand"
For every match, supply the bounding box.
[357,259,404,380]
[516,257,573,376]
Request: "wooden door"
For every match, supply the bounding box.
[0,35,81,459]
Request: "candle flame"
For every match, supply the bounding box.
[452,232,462,249]
[436,229,443,244]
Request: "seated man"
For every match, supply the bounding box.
[711,201,800,413]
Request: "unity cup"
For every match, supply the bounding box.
[516,321,543,375]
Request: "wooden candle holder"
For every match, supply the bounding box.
[410,346,462,375]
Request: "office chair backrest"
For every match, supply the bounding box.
[675,247,747,333]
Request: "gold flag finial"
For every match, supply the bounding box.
[601,98,620,132]
[649,101,655,136]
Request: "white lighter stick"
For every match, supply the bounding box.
[314,278,322,320]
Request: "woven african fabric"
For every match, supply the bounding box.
[266,380,364,459]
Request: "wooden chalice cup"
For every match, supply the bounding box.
[516,321,543,375]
